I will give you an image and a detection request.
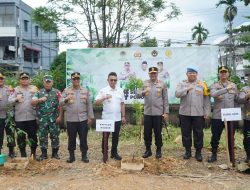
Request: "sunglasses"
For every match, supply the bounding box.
[109,79,117,82]
[0,78,4,80]
[72,78,80,81]
[20,77,29,80]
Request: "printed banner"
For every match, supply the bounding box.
[66,47,219,104]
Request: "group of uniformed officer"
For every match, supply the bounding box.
[140,65,249,164]
[0,65,249,164]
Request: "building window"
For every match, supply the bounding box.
[33,51,39,63]
[24,48,32,62]
[24,48,40,63]
[35,26,39,37]
[0,5,15,27]
[24,20,28,32]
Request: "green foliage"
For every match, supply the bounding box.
[125,76,144,129]
[125,76,143,91]
[31,0,180,47]
[230,74,246,89]
[32,7,59,33]
[132,100,143,126]
[50,52,66,91]
[216,0,238,22]
[31,71,47,89]
[191,22,209,45]
[140,37,158,47]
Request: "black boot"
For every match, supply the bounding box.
[82,151,89,163]
[8,147,15,158]
[51,148,60,159]
[195,149,203,162]
[111,152,122,160]
[208,149,217,163]
[67,151,75,163]
[183,148,191,159]
[245,152,250,163]
[37,148,48,161]
[156,147,162,159]
[20,148,27,157]
[142,147,152,158]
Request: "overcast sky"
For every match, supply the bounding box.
[22,0,250,51]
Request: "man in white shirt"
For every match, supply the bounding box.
[95,72,126,160]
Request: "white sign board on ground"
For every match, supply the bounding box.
[96,119,115,132]
[221,108,242,121]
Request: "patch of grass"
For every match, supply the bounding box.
[118,124,244,151]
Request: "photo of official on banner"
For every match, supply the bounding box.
[66,47,219,104]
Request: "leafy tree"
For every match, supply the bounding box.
[140,37,158,47]
[216,0,238,73]
[239,0,250,6]
[32,0,180,47]
[191,22,209,45]
[50,52,66,91]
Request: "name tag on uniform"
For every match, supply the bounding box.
[96,119,115,132]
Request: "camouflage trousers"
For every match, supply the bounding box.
[38,118,60,149]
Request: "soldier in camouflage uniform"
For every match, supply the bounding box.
[238,76,250,162]
[0,72,16,157]
[208,66,238,163]
[8,72,38,158]
[175,68,210,162]
[31,75,62,160]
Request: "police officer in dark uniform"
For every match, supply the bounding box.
[208,66,238,163]
[61,72,94,163]
[238,76,250,162]
[8,72,39,158]
[139,67,169,159]
[0,72,16,157]
[175,68,210,162]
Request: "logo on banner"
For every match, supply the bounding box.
[165,50,172,58]
[151,50,158,57]
[134,51,141,58]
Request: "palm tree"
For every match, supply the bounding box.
[216,0,238,73]
[191,22,209,45]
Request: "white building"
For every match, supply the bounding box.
[214,22,250,78]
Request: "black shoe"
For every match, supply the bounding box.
[66,151,75,163]
[51,148,60,159]
[195,150,203,162]
[20,148,27,157]
[37,149,48,161]
[142,150,152,158]
[208,153,217,163]
[156,150,162,159]
[244,155,250,163]
[82,153,89,163]
[8,147,16,158]
[111,153,122,160]
[183,149,191,159]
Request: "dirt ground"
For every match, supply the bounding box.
[0,130,250,190]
